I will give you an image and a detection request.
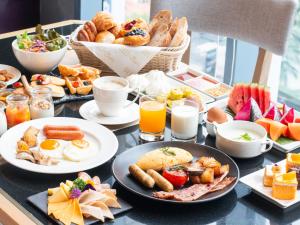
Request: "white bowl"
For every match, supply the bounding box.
[12,39,67,73]
[215,121,273,158]
[203,112,233,136]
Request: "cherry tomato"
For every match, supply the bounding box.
[162,169,188,187]
[72,81,80,88]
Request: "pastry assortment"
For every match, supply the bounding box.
[47,172,121,225]
[262,153,300,200]
[77,10,188,47]
[129,147,236,202]
[16,125,97,165]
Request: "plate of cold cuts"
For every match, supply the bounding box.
[112,141,239,204]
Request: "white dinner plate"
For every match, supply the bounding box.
[79,100,139,125]
[0,64,21,85]
[240,160,300,208]
[0,117,118,174]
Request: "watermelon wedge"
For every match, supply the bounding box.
[258,85,265,114]
[243,83,251,104]
[228,83,245,114]
[250,83,259,106]
[263,87,271,113]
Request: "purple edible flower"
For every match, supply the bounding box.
[82,184,96,192]
[70,188,81,199]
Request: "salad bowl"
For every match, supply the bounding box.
[12,26,67,73]
[12,39,67,73]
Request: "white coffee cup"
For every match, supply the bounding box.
[93,76,139,117]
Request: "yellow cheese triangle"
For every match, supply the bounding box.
[52,200,73,225]
[71,199,84,225]
[48,187,69,203]
[48,201,70,215]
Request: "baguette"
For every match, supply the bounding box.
[169,17,188,47]
[148,10,172,36]
[148,24,171,47]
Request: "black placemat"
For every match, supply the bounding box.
[28,187,132,225]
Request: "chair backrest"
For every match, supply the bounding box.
[150,0,297,84]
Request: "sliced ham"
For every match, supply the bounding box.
[153,172,231,201]
[79,190,106,205]
[80,204,105,222]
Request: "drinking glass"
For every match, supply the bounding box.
[6,94,30,128]
[139,95,166,141]
[171,99,199,142]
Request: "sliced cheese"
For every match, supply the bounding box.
[52,200,73,225]
[71,199,84,225]
[48,187,68,203]
[48,201,70,215]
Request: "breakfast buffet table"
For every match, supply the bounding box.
[0,21,299,225]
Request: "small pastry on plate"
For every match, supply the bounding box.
[95,31,115,43]
[286,153,300,172]
[31,74,65,86]
[272,171,298,200]
[263,164,282,187]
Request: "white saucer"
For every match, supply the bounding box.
[79,100,139,125]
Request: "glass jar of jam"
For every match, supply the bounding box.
[30,86,54,119]
[6,94,30,128]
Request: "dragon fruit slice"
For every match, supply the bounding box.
[234,98,252,121]
[250,98,263,121]
[235,98,263,121]
[263,103,282,121]
[280,105,295,125]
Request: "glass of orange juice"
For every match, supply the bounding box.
[139,95,166,141]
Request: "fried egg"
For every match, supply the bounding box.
[39,139,64,159]
[63,139,95,162]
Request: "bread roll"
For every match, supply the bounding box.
[113,38,125,45]
[136,147,193,171]
[95,31,115,43]
[169,17,188,47]
[109,24,121,37]
[148,24,171,47]
[77,29,90,42]
[83,21,97,42]
[92,12,116,32]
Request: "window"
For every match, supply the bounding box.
[278,6,300,110]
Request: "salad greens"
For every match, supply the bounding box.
[16,24,66,52]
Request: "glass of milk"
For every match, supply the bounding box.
[171,99,199,142]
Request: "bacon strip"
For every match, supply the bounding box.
[153,172,233,201]
[208,177,236,193]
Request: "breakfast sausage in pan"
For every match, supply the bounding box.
[147,169,174,192]
[129,164,155,188]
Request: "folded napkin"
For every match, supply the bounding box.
[71,26,161,77]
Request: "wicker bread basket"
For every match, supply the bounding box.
[70,27,190,76]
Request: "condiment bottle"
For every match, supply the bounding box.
[6,94,30,128]
[30,86,54,119]
[0,101,7,135]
